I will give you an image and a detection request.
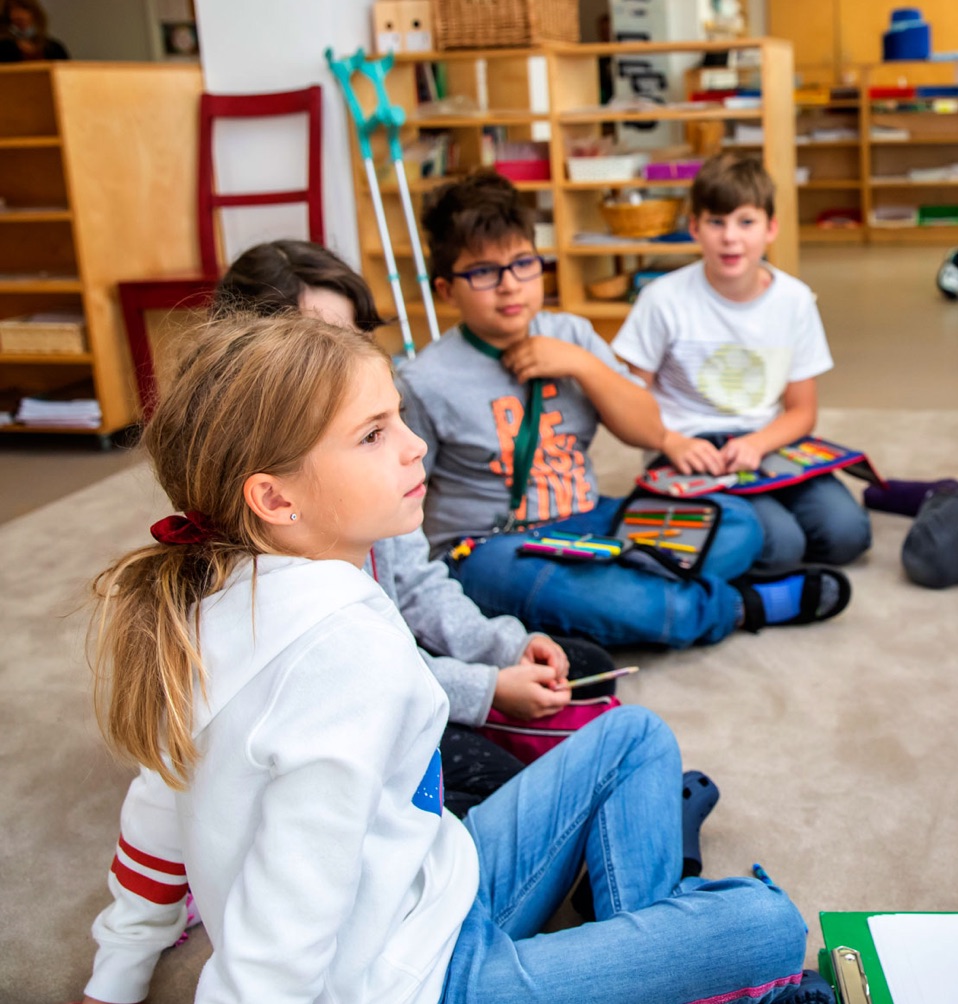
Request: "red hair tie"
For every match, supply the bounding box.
[150,510,218,545]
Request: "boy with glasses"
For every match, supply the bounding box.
[396,171,851,651]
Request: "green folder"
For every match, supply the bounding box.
[819,910,955,1003]
[819,911,894,1003]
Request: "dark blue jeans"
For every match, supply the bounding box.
[447,495,762,649]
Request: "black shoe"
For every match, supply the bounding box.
[734,566,851,632]
[553,635,617,698]
[681,770,719,878]
[776,969,836,1004]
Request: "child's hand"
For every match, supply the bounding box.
[720,435,765,473]
[501,336,587,383]
[492,663,573,720]
[520,634,570,680]
[662,431,726,475]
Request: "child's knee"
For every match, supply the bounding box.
[758,520,806,570]
[719,878,808,967]
[601,705,680,764]
[809,509,872,566]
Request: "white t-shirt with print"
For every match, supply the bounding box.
[612,260,833,437]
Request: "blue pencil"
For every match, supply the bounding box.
[752,862,775,887]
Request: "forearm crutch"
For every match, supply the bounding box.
[326,47,441,357]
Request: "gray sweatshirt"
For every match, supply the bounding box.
[364,529,531,725]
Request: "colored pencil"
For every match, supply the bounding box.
[522,542,601,559]
[539,537,621,555]
[624,516,711,527]
[655,540,698,553]
[632,507,713,516]
[559,665,640,690]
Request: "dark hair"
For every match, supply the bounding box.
[421,170,536,282]
[0,0,48,35]
[212,240,385,333]
[690,152,776,218]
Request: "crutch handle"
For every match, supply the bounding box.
[325,48,405,161]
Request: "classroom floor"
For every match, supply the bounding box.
[0,242,955,526]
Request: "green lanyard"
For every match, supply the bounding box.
[460,324,543,516]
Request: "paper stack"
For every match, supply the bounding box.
[15,396,102,429]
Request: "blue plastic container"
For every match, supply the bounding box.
[883,8,931,61]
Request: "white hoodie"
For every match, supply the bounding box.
[102,553,478,1004]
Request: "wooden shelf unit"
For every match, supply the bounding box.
[348,39,797,352]
[792,89,865,244]
[861,61,958,245]
[0,62,201,439]
[788,60,958,245]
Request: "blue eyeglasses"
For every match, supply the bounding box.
[450,254,545,291]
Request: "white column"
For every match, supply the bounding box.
[194,0,376,268]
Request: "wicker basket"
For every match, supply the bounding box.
[586,272,630,301]
[600,197,683,239]
[0,314,87,354]
[431,0,580,49]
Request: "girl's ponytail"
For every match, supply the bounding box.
[88,313,388,788]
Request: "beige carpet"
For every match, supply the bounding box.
[2,408,957,1004]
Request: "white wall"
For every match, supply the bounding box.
[195,0,375,268]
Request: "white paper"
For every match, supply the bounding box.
[868,913,958,1004]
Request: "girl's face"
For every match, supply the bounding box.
[299,286,357,329]
[434,234,544,349]
[282,355,427,565]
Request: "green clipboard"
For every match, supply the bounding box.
[819,911,893,1003]
[819,910,955,1003]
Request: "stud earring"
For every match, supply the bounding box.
[290,513,298,522]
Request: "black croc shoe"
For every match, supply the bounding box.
[776,969,836,1004]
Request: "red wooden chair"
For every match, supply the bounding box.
[118,85,324,419]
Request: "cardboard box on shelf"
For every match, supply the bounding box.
[400,1,433,52]
[373,2,403,54]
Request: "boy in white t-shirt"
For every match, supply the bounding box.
[612,152,871,570]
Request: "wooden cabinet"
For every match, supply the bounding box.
[787,62,958,245]
[0,62,201,439]
[348,38,797,351]
[793,90,864,244]
[861,61,958,245]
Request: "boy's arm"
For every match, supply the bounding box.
[387,533,569,723]
[623,361,726,475]
[501,336,666,449]
[720,377,818,472]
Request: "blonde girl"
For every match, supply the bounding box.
[82,311,820,1004]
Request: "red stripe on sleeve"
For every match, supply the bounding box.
[117,833,187,876]
[111,856,188,905]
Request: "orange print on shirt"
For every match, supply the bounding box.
[489,383,593,521]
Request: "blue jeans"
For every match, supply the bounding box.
[446,495,762,649]
[442,707,808,1004]
[749,473,872,570]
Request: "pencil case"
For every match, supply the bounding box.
[515,490,722,580]
[608,488,722,579]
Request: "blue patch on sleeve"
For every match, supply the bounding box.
[412,748,443,816]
